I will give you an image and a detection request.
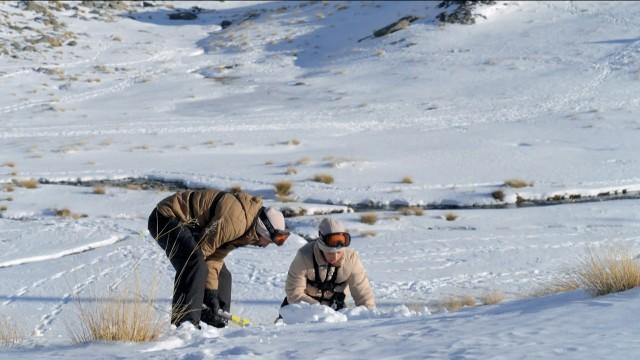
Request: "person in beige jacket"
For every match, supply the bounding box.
[282,218,375,314]
[148,189,289,328]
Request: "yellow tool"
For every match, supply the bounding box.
[218,310,251,327]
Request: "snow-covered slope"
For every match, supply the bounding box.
[2,1,640,358]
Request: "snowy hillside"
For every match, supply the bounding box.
[2,1,640,359]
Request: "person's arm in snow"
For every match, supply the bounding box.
[285,251,318,305]
[348,253,376,309]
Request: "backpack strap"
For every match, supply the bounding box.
[209,191,227,221]
[308,248,347,308]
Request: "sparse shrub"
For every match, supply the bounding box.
[69,279,163,343]
[445,212,458,221]
[229,185,242,193]
[264,160,274,165]
[401,176,413,184]
[1,162,15,168]
[13,179,39,189]
[285,167,298,175]
[0,205,7,212]
[491,190,505,201]
[288,138,300,146]
[360,213,378,225]
[93,185,106,195]
[2,185,14,193]
[504,179,531,188]
[126,184,142,191]
[312,174,334,184]
[480,291,505,305]
[0,317,21,347]
[274,180,293,197]
[398,207,424,216]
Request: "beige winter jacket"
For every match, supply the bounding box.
[285,241,375,309]
[156,189,263,289]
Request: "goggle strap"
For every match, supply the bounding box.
[259,207,276,235]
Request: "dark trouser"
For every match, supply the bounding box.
[148,209,232,326]
[217,266,232,313]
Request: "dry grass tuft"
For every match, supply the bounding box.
[288,138,301,146]
[444,212,458,221]
[312,173,334,184]
[55,208,87,220]
[0,318,21,347]
[13,178,39,189]
[491,190,505,201]
[2,185,14,193]
[504,179,531,188]
[274,180,293,197]
[442,295,476,312]
[0,205,7,212]
[360,213,378,225]
[229,185,242,193]
[480,291,505,305]
[264,160,274,165]
[1,162,15,168]
[285,167,298,175]
[295,157,312,166]
[572,248,640,297]
[126,184,143,191]
[69,280,163,343]
[359,230,377,237]
[530,277,580,298]
[398,207,424,216]
[401,176,413,184]
[93,185,106,195]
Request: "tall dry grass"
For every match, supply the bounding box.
[573,248,640,296]
[533,247,640,298]
[69,279,163,343]
[0,318,21,347]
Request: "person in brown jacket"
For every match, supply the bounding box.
[148,189,289,328]
[281,218,375,315]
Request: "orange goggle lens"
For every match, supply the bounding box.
[272,231,290,246]
[322,232,351,248]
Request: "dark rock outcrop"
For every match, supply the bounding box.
[436,0,496,25]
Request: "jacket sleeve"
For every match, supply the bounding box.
[348,253,376,310]
[204,244,236,289]
[285,251,319,305]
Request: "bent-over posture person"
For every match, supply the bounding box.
[282,218,375,314]
[148,189,289,328]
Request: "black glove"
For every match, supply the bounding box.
[202,289,227,328]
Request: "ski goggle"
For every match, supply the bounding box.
[320,232,351,248]
[258,208,289,246]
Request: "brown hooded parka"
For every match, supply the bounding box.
[156,189,263,289]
